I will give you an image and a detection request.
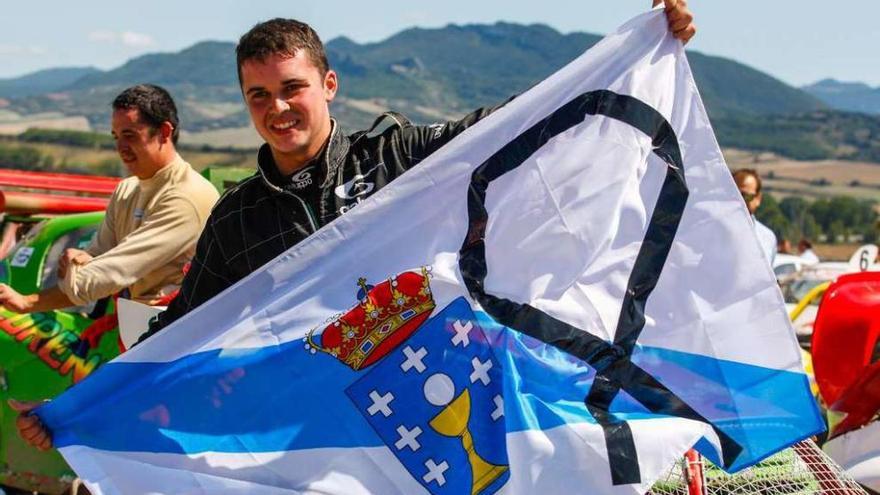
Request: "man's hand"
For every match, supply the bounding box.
[0,284,35,313]
[58,248,92,280]
[654,0,696,44]
[9,399,53,451]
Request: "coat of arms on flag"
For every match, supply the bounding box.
[305,269,509,494]
[34,9,824,495]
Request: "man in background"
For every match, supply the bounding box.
[0,85,219,313]
[7,85,220,450]
[777,238,793,255]
[798,238,820,264]
[733,168,777,266]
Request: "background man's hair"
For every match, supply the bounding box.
[236,18,329,87]
[732,167,762,194]
[112,84,180,144]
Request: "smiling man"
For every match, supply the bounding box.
[0,85,219,315]
[136,0,694,342]
[14,2,696,451]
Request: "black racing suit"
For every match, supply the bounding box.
[142,105,503,341]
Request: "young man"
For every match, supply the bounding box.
[140,0,694,341]
[733,168,777,266]
[0,85,219,313]
[9,85,220,450]
[14,2,695,450]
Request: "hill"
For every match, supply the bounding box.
[324,23,602,126]
[802,78,880,115]
[2,23,877,164]
[0,23,826,132]
[713,110,880,162]
[0,67,100,99]
[686,52,825,117]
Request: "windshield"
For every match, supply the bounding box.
[41,227,97,289]
[41,227,98,314]
[5,220,46,267]
[781,278,827,305]
[774,263,799,279]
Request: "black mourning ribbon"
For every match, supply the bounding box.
[458,90,743,485]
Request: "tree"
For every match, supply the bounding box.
[802,214,821,241]
[756,193,790,240]
[0,145,48,170]
[828,220,846,244]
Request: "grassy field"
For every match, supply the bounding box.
[180,126,262,150]
[724,149,880,201]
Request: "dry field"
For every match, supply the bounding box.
[180,126,263,150]
[724,149,880,201]
[0,111,91,135]
[0,115,91,135]
[812,243,865,261]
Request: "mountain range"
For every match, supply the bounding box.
[0,67,100,99]
[0,22,877,161]
[802,79,880,116]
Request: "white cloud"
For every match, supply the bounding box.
[87,30,156,48]
[87,30,117,43]
[0,44,47,56]
[120,31,155,47]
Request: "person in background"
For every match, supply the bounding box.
[733,168,776,266]
[6,84,220,451]
[798,238,820,264]
[0,85,219,313]
[777,238,793,255]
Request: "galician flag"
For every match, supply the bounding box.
[38,9,823,495]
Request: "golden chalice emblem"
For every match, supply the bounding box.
[425,372,507,494]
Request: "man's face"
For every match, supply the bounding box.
[737,175,762,215]
[111,108,167,179]
[240,51,337,169]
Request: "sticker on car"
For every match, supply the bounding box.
[10,246,35,267]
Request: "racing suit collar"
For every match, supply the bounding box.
[256,118,350,193]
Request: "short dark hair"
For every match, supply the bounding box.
[236,18,329,88]
[112,84,180,144]
[732,168,762,194]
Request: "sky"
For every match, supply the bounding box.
[1,1,878,87]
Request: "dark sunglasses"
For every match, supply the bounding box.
[740,191,757,203]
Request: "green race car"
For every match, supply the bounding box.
[0,212,113,494]
[0,167,253,495]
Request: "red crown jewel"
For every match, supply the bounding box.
[307,267,435,370]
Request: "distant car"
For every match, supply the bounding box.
[0,211,111,495]
[773,253,806,280]
[781,262,852,342]
[781,244,880,346]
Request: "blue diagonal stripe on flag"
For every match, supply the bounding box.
[34,9,824,494]
[41,297,820,470]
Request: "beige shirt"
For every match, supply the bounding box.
[60,155,219,305]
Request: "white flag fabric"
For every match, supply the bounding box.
[38,9,822,495]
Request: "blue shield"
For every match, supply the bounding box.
[347,297,509,495]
